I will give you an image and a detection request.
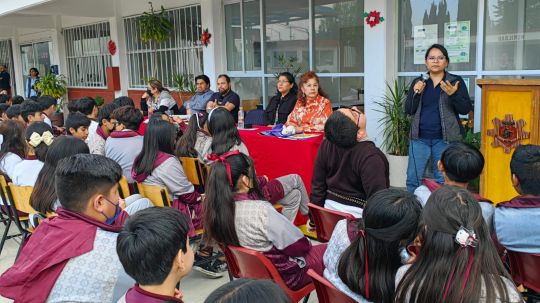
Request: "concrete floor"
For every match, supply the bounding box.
[0,221,318,303]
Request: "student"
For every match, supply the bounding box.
[77,97,99,142]
[0,103,9,121]
[117,207,193,303]
[495,144,540,254]
[88,102,118,155]
[206,107,249,158]
[114,96,135,107]
[0,94,10,105]
[132,119,203,237]
[65,112,91,141]
[176,111,212,164]
[11,122,53,186]
[204,152,326,291]
[204,279,291,303]
[6,104,23,123]
[0,120,25,180]
[323,189,421,303]
[37,95,57,127]
[11,95,24,105]
[0,154,135,302]
[105,106,144,183]
[414,142,495,230]
[395,186,522,303]
[20,100,44,124]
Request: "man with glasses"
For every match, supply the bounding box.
[404,43,472,193]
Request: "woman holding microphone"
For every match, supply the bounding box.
[404,44,472,193]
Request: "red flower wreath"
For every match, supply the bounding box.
[108,40,117,55]
[200,28,212,47]
[363,11,384,28]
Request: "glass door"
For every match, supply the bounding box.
[20,41,53,97]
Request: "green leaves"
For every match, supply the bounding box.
[34,73,67,100]
[374,80,411,156]
[172,73,196,94]
[138,2,173,44]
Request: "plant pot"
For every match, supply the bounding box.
[386,154,409,188]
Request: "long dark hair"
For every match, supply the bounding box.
[204,153,263,246]
[275,72,298,96]
[297,71,329,106]
[176,112,208,158]
[0,120,26,166]
[30,136,89,214]
[337,189,422,303]
[25,122,53,162]
[395,186,518,303]
[148,79,170,93]
[208,107,243,155]
[133,119,176,176]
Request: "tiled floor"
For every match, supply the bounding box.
[0,222,318,303]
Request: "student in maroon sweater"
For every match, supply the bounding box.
[310,107,389,219]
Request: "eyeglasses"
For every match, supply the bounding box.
[277,80,290,84]
[427,56,446,62]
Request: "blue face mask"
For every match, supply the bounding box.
[102,197,122,225]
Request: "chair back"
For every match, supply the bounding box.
[118,176,131,199]
[245,109,265,126]
[7,184,36,215]
[308,203,355,242]
[507,250,540,293]
[227,245,286,286]
[219,244,241,280]
[136,183,171,207]
[179,157,206,186]
[307,269,356,303]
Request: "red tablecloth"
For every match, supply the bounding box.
[239,127,324,224]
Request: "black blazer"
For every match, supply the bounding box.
[264,91,298,125]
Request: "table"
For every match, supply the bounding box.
[239,126,324,225]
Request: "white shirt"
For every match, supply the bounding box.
[12,159,44,186]
[86,120,99,145]
[0,152,23,180]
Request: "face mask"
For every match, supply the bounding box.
[102,197,122,225]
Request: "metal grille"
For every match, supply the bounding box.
[0,40,16,92]
[63,22,112,88]
[123,4,203,89]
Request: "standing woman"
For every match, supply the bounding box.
[285,71,332,133]
[264,72,298,126]
[141,79,184,116]
[26,68,40,98]
[404,44,472,193]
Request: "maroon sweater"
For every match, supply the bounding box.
[310,139,389,208]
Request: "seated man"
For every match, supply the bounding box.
[184,74,214,114]
[0,154,133,302]
[495,144,540,254]
[65,112,91,141]
[310,107,389,219]
[207,74,240,122]
[117,207,193,302]
[105,106,144,182]
[414,142,494,230]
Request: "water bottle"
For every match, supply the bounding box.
[238,106,244,129]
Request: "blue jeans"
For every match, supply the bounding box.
[406,138,448,192]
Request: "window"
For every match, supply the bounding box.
[64,22,112,87]
[124,5,203,88]
[484,0,540,70]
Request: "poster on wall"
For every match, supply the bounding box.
[444,21,470,63]
[414,24,438,64]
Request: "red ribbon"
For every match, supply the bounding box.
[207,150,241,187]
[442,247,475,301]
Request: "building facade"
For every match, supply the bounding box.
[0,0,537,145]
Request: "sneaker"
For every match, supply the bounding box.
[193,255,228,278]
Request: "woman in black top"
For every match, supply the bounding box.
[264,72,298,125]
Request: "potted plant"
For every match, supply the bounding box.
[171,73,196,107]
[375,80,411,188]
[34,72,68,127]
[138,2,173,79]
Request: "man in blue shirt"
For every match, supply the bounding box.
[185,75,214,114]
[207,74,241,122]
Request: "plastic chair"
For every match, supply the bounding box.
[179,157,206,186]
[136,183,171,207]
[219,244,241,281]
[227,245,313,303]
[118,176,131,199]
[507,250,540,293]
[307,269,356,303]
[308,203,355,242]
[245,109,265,126]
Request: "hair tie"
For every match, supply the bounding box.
[357,229,370,299]
[195,113,202,129]
[208,107,217,122]
[28,131,54,147]
[207,150,241,187]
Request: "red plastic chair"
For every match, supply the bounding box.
[308,203,355,242]
[219,244,241,281]
[307,269,356,303]
[507,250,540,293]
[227,245,314,303]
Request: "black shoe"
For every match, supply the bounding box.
[193,255,228,278]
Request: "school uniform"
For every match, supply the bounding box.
[0,152,23,180]
[495,195,540,254]
[105,130,144,183]
[11,157,44,186]
[89,126,109,155]
[119,284,184,303]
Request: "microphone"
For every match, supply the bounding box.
[414,73,430,95]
